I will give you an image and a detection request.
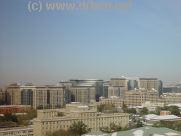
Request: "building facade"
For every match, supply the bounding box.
[139,78,162,92]
[107,77,128,98]
[124,89,160,107]
[33,109,129,136]
[6,83,36,106]
[99,96,123,108]
[161,93,181,104]
[0,89,6,105]
[6,84,65,109]
[70,86,96,104]
[0,127,33,136]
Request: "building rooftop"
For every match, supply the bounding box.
[83,127,181,136]
[145,114,181,121]
[139,78,158,80]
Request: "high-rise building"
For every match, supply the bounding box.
[6,83,65,109]
[108,77,128,98]
[0,89,6,105]
[6,83,36,106]
[103,81,109,98]
[124,89,160,107]
[70,85,96,104]
[128,80,138,90]
[70,79,103,102]
[110,77,128,88]
[139,78,162,93]
[34,85,65,109]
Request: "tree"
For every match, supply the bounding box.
[140,107,148,115]
[69,121,91,136]
[47,129,70,136]
[155,107,161,115]
[97,104,116,113]
[136,120,143,128]
[127,108,137,114]
[168,106,180,116]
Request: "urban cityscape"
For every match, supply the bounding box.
[0,77,181,136]
[1,0,181,136]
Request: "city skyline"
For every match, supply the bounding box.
[1,0,181,86]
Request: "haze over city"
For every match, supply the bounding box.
[1,0,181,87]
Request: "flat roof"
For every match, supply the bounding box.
[139,78,158,80]
[84,127,181,136]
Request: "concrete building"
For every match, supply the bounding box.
[0,105,31,114]
[99,96,123,108]
[145,114,181,125]
[141,101,165,112]
[139,78,162,93]
[33,107,129,136]
[59,81,72,103]
[161,93,181,104]
[108,77,128,98]
[70,85,96,104]
[124,89,160,107]
[6,83,36,106]
[127,80,138,90]
[69,79,103,103]
[0,89,6,105]
[110,78,128,88]
[34,85,65,109]
[0,127,33,136]
[102,81,109,98]
[6,83,65,109]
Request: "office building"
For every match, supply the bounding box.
[161,93,181,105]
[33,107,129,136]
[6,83,36,106]
[34,85,65,109]
[124,89,160,107]
[0,89,6,105]
[99,96,123,108]
[6,83,65,109]
[69,79,103,103]
[139,78,162,93]
[108,77,128,98]
[128,80,138,90]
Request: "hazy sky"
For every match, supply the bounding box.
[0,0,181,86]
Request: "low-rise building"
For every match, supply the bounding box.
[141,101,165,112]
[0,126,33,136]
[145,114,181,125]
[33,107,129,136]
[0,105,31,114]
[99,96,123,108]
[161,93,181,104]
[124,89,160,107]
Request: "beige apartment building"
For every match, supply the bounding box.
[99,96,123,107]
[34,85,65,109]
[0,89,6,104]
[0,127,33,136]
[139,78,162,91]
[107,77,128,98]
[33,109,129,136]
[110,78,128,88]
[70,85,96,104]
[124,89,160,107]
[161,93,181,104]
[6,83,36,105]
[6,83,65,109]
